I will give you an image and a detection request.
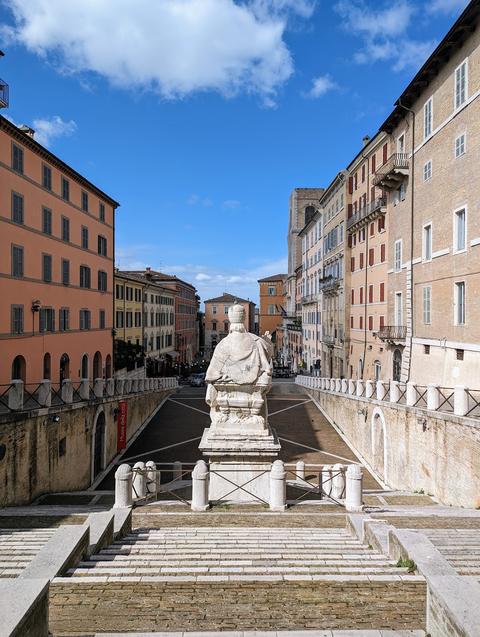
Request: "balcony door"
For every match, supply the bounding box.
[397,133,405,154]
[395,292,403,327]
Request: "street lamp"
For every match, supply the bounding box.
[31,299,41,335]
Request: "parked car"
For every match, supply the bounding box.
[189,373,206,387]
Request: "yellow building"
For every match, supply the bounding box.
[114,271,145,347]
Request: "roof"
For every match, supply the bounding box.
[0,116,119,208]
[128,268,197,291]
[116,270,174,294]
[258,274,287,283]
[204,292,253,304]
[346,130,387,171]
[380,0,480,133]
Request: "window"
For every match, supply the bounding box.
[380,282,385,302]
[455,59,467,109]
[99,202,105,222]
[423,223,432,261]
[41,163,52,189]
[79,309,91,330]
[224,321,229,332]
[61,259,70,285]
[455,133,466,158]
[394,240,402,272]
[378,215,385,232]
[380,243,386,263]
[368,285,373,303]
[42,207,52,234]
[399,182,406,201]
[135,311,141,327]
[423,160,432,181]
[368,248,374,266]
[126,312,133,327]
[42,254,52,283]
[368,316,373,331]
[81,190,89,212]
[268,304,276,315]
[424,344,430,355]
[395,292,403,326]
[268,286,276,295]
[39,307,55,332]
[98,235,107,256]
[456,349,464,360]
[116,311,124,328]
[11,245,24,278]
[424,98,433,139]
[98,270,107,291]
[12,192,24,224]
[61,177,70,201]
[360,252,364,269]
[11,305,24,335]
[454,208,466,252]
[397,133,405,153]
[423,286,431,324]
[359,287,364,304]
[351,289,355,305]
[359,316,363,329]
[59,308,70,331]
[80,265,91,289]
[454,281,465,325]
[12,143,24,173]
[212,321,217,331]
[115,284,124,300]
[61,216,70,242]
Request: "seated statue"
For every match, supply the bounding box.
[205,303,274,433]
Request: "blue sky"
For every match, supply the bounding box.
[0,0,468,304]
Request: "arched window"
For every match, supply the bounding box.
[81,354,89,380]
[305,205,315,224]
[374,360,381,381]
[393,349,402,382]
[11,355,26,382]
[93,351,102,380]
[60,354,70,382]
[43,353,51,380]
[105,354,112,379]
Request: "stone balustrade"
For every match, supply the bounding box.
[295,374,480,419]
[2,376,179,413]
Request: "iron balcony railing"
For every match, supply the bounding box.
[319,276,341,294]
[0,79,9,108]
[372,153,409,189]
[347,197,386,231]
[377,325,407,341]
[302,293,322,303]
[322,333,335,346]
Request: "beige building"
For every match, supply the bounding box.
[346,132,389,380]
[377,1,480,386]
[319,172,348,378]
[142,279,175,374]
[204,292,255,358]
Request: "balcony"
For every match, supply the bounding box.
[0,79,8,108]
[372,153,409,191]
[322,333,335,347]
[377,325,407,343]
[319,276,341,295]
[347,197,386,232]
[302,293,321,304]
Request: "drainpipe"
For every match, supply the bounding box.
[397,98,415,383]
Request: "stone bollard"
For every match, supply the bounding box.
[131,379,139,393]
[139,378,146,392]
[345,464,363,512]
[356,380,364,397]
[390,380,400,403]
[115,378,125,396]
[331,463,346,499]
[132,461,146,500]
[270,460,287,511]
[335,378,342,393]
[191,460,210,511]
[321,465,332,497]
[38,380,52,407]
[295,460,306,484]
[341,378,348,394]
[427,384,440,411]
[348,379,356,395]
[61,379,73,404]
[454,386,469,417]
[145,460,157,495]
[79,379,90,400]
[114,464,133,508]
[365,380,375,399]
[406,382,416,406]
[173,460,182,482]
[106,378,115,397]
[8,380,24,411]
[94,378,104,399]
[124,379,132,394]
[376,380,387,401]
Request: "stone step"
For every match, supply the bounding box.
[89,555,394,565]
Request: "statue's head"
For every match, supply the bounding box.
[228,303,246,332]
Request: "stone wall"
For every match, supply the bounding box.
[309,388,480,508]
[0,389,172,506]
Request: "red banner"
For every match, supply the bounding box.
[117,400,128,452]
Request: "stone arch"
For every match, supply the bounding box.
[91,405,107,483]
[11,355,26,382]
[105,354,112,379]
[43,353,51,380]
[59,353,70,383]
[371,407,388,483]
[81,353,89,380]
[93,351,102,380]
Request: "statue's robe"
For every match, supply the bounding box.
[206,331,272,386]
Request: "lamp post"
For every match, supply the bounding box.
[31,299,41,336]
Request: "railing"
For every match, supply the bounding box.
[296,375,480,419]
[322,333,335,346]
[319,276,341,293]
[377,325,407,341]
[0,376,179,414]
[302,293,321,303]
[372,152,409,188]
[0,79,9,108]
[347,197,386,231]
[114,459,365,512]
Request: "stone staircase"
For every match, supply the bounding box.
[0,527,56,578]
[425,528,480,576]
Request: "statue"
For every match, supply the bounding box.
[205,304,274,432]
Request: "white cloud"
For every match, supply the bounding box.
[305,74,337,98]
[187,194,213,207]
[222,199,241,209]
[32,115,77,147]
[2,0,315,104]
[335,0,413,38]
[427,0,468,14]
[195,273,212,281]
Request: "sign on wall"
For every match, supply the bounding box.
[117,400,128,452]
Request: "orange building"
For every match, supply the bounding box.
[257,274,286,338]
[204,292,255,358]
[0,116,119,386]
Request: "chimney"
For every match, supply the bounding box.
[362,135,370,146]
[19,124,35,139]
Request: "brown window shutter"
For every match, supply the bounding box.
[348,176,353,194]
[383,143,388,163]
[348,203,353,219]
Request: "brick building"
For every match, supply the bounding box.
[257,274,286,340]
[204,292,255,358]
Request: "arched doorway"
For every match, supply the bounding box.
[11,355,26,382]
[43,353,51,380]
[93,351,102,380]
[81,354,89,380]
[105,354,112,379]
[59,354,70,383]
[92,410,106,480]
[393,349,402,382]
[371,407,388,484]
